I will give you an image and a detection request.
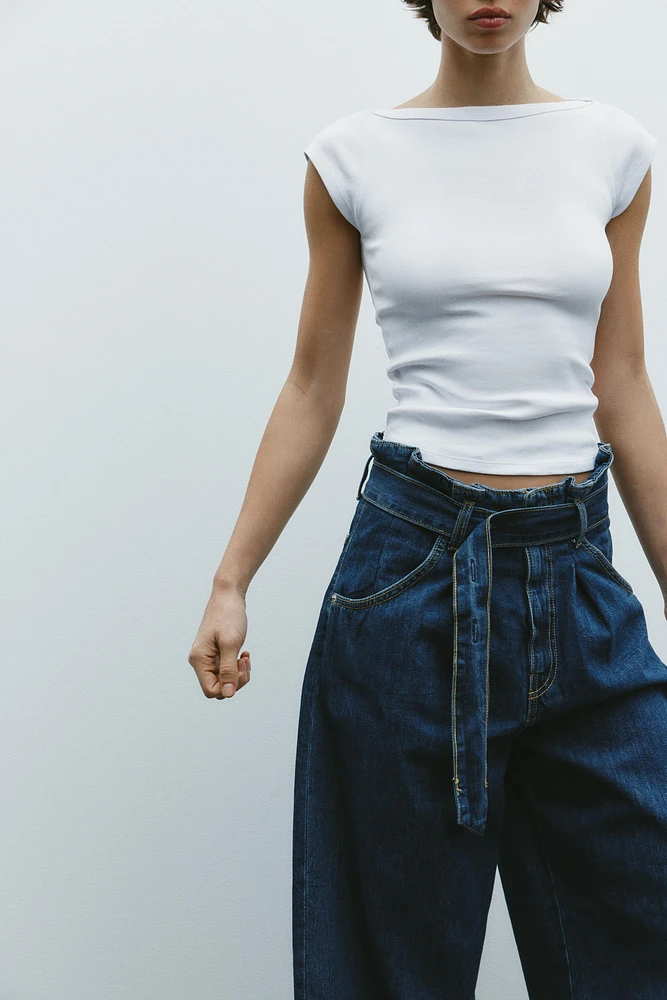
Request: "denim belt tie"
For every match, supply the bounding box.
[356,451,596,839]
[448,497,589,837]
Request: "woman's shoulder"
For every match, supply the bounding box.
[587,99,658,219]
[305,108,373,146]
[588,97,655,138]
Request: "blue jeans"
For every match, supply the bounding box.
[292,431,667,999]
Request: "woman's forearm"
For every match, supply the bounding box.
[212,375,343,597]
[595,369,667,593]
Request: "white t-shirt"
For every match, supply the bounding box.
[303,98,658,474]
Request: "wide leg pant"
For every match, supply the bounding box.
[292,432,667,999]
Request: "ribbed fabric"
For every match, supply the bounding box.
[303,98,657,474]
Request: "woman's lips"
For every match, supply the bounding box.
[469,7,510,28]
[469,15,509,28]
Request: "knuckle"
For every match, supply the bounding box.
[217,643,238,658]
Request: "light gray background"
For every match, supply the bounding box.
[1,2,665,998]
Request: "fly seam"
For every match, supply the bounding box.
[525,547,537,678]
[452,551,461,796]
[532,544,559,699]
[484,517,492,791]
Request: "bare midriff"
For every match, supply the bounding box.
[423,462,595,489]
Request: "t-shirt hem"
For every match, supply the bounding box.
[415,446,597,476]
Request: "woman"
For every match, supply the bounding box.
[189,1,667,996]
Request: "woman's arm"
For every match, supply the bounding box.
[188,160,364,699]
[591,166,667,607]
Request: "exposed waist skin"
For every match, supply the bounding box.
[424,462,595,490]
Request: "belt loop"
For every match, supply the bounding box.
[357,453,374,500]
[447,500,475,553]
[573,497,588,547]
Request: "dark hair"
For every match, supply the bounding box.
[402,2,564,40]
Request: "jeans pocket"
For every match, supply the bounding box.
[331,497,449,609]
[580,528,634,595]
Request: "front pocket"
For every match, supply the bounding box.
[331,497,449,609]
[580,536,634,595]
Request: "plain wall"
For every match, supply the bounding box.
[1,1,665,997]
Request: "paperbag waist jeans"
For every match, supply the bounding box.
[292,431,667,999]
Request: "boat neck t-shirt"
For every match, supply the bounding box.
[303,98,658,474]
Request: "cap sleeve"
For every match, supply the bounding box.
[607,108,658,219]
[303,113,365,229]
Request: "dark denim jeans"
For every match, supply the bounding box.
[292,431,667,999]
